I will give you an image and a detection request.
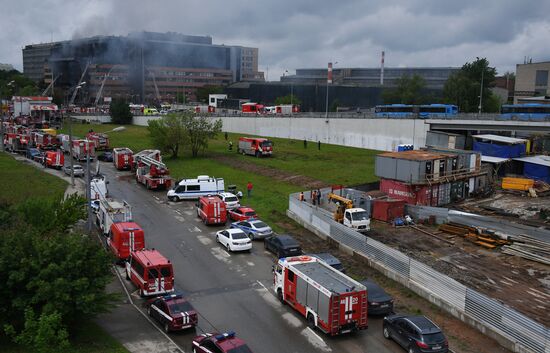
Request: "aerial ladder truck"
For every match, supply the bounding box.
[135,154,172,190]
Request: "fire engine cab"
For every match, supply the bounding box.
[86,132,110,150]
[126,249,174,297]
[273,255,368,335]
[72,139,95,161]
[135,155,172,190]
[44,150,64,169]
[197,196,227,225]
[112,147,134,170]
[238,137,273,157]
[96,198,133,236]
[108,222,145,261]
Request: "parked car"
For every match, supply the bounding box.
[264,234,302,258]
[360,279,394,315]
[216,228,252,252]
[230,219,273,240]
[228,206,257,221]
[383,314,448,353]
[64,164,84,177]
[309,253,345,272]
[192,331,253,353]
[146,293,198,333]
[26,147,41,160]
[97,151,113,162]
[216,192,240,210]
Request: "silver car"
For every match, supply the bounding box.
[64,164,84,177]
[230,219,273,240]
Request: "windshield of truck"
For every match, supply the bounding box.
[260,141,272,148]
[231,231,248,240]
[351,211,369,221]
[225,196,238,202]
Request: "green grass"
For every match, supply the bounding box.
[60,122,379,230]
[0,321,129,353]
[0,152,67,205]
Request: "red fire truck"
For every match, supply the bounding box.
[3,133,24,152]
[136,155,172,190]
[108,222,145,261]
[113,147,134,170]
[32,131,54,148]
[275,104,300,114]
[238,137,273,157]
[196,196,227,225]
[195,105,216,113]
[44,150,64,169]
[273,256,368,335]
[133,149,162,169]
[86,132,110,150]
[72,139,95,161]
[241,102,264,114]
[126,249,174,297]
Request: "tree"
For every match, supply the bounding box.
[274,94,302,106]
[184,115,222,157]
[196,85,224,103]
[147,114,188,158]
[0,195,114,352]
[443,57,499,113]
[109,98,133,124]
[382,74,427,104]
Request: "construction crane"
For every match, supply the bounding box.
[41,74,61,96]
[327,192,354,222]
[94,66,117,106]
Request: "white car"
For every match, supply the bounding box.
[217,192,240,210]
[215,229,252,252]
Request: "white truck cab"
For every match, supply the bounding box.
[343,208,370,233]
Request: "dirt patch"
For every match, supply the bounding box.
[275,219,511,353]
[368,222,550,328]
[212,154,329,189]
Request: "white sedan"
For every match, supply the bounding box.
[215,229,252,252]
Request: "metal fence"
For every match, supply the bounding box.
[288,192,549,353]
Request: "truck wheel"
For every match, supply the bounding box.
[277,289,285,304]
[125,270,130,280]
[383,326,391,339]
[307,314,316,329]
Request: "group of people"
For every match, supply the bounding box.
[299,189,322,205]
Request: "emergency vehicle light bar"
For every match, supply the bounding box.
[163,293,183,300]
[215,331,236,341]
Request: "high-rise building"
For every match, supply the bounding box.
[22,32,264,104]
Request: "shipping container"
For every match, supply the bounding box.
[372,199,406,222]
[426,131,465,150]
[379,179,457,206]
[375,150,457,183]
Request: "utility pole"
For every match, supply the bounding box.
[478,69,484,115]
[85,141,92,232]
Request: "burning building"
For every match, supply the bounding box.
[22,31,264,104]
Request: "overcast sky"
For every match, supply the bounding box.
[2,0,550,80]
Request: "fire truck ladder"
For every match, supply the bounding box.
[94,66,117,106]
[148,70,161,101]
[134,149,162,164]
[139,155,168,173]
[41,74,61,96]
[331,295,340,334]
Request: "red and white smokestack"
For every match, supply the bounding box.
[327,62,333,84]
[380,51,385,85]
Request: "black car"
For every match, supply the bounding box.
[97,151,113,162]
[383,314,448,353]
[264,234,302,258]
[360,279,394,315]
[309,253,345,272]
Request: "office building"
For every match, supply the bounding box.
[514,61,550,104]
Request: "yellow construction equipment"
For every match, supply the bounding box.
[327,193,354,222]
[501,177,534,191]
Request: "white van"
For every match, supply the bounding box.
[90,174,109,200]
[167,175,225,201]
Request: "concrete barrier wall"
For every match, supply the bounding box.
[83,115,430,152]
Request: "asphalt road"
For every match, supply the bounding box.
[100,161,404,353]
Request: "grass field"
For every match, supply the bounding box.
[0,321,129,353]
[0,152,67,205]
[60,122,379,231]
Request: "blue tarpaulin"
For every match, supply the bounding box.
[524,162,550,183]
[473,141,525,158]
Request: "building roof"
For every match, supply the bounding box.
[513,155,550,167]
[481,156,510,164]
[472,134,527,144]
[378,150,455,161]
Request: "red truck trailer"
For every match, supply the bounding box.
[86,132,110,150]
[273,255,368,335]
[72,139,95,161]
[108,222,145,261]
[238,137,273,157]
[126,249,174,297]
[135,155,172,190]
[113,147,134,170]
[196,196,227,225]
[44,150,64,169]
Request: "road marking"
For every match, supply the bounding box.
[184,210,194,216]
[246,261,255,267]
[256,280,268,291]
[188,226,202,233]
[197,235,213,245]
[210,247,232,264]
[256,288,281,309]
[175,210,183,215]
[153,195,160,201]
[174,215,186,223]
[301,327,331,352]
[282,312,302,328]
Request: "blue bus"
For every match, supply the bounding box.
[500,104,550,121]
[374,104,458,118]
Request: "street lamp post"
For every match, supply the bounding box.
[68,82,86,186]
[478,69,484,115]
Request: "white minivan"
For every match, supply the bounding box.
[167,175,225,201]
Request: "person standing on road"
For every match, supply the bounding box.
[311,189,317,205]
[316,189,321,205]
[247,181,253,197]
[299,191,305,201]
